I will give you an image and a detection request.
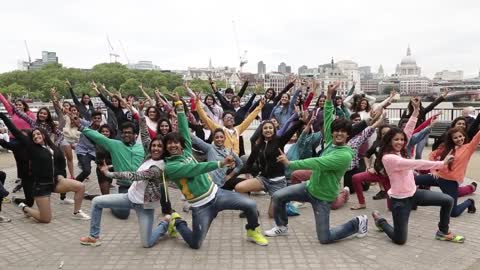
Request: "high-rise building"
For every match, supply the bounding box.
[42,51,58,64]
[298,65,308,75]
[257,61,266,74]
[20,51,59,70]
[278,62,287,74]
[285,66,292,74]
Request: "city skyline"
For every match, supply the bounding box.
[1,0,479,78]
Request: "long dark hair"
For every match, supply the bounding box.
[355,98,371,113]
[255,120,277,145]
[99,124,116,138]
[36,107,56,132]
[204,94,217,109]
[15,99,30,112]
[450,116,467,129]
[315,94,326,108]
[439,127,468,171]
[375,127,408,174]
[30,128,60,152]
[149,135,164,160]
[145,106,161,121]
[157,118,173,135]
[407,98,424,115]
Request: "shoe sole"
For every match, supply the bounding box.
[80,241,101,247]
[264,232,288,237]
[247,237,268,246]
[72,217,91,220]
[435,236,465,243]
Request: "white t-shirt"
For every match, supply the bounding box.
[127,159,164,204]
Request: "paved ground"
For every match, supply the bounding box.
[0,144,480,270]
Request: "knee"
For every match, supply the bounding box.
[38,216,52,223]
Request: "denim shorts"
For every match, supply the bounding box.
[33,183,54,197]
[257,176,287,195]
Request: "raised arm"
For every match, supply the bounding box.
[67,80,81,106]
[404,97,420,139]
[0,93,13,116]
[214,90,234,111]
[191,132,214,153]
[236,99,264,134]
[323,82,340,146]
[0,112,28,144]
[237,80,249,98]
[273,80,295,104]
[424,89,447,114]
[277,112,299,137]
[138,111,151,154]
[196,98,221,131]
[467,112,480,139]
[12,103,36,128]
[171,93,192,153]
[288,88,302,113]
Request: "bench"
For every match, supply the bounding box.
[429,120,451,145]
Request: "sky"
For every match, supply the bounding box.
[1,0,479,78]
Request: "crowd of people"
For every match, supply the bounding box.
[0,77,478,248]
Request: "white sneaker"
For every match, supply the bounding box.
[264,226,288,237]
[60,198,74,205]
[343,186,350,193]
[291,201,306,209]
[73,210,91,220]
[356,215,368,238]
[18,202,30,217]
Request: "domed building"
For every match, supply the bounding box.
[395,46,421,77]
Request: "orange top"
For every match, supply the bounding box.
[430,130,480,183]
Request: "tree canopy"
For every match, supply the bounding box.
[0,63,227,101]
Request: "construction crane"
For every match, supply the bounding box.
[24,40,32,64]
[119,40,130,65]
[232,21,248,72]
[107,35,120,63]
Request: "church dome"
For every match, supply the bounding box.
[400,46,416,65]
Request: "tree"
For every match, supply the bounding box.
[383,85,394,95]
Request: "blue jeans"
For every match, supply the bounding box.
[111,186,131,219]
[415,174,471,217]
[414,136,428,159]
[174,188,260,249]
[272,182,359,244]
[377,189,452,245]
[89,193,168,248]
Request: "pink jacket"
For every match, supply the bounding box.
[0,94,36,137]
[382,154,444,199]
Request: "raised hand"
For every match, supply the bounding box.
[441,88,449,98]
[443,154,455,166]
[167,92,181,102]
[276,148,290,166]
[65,79,72,88]
[98,161,110,175]
[221,155,235,168]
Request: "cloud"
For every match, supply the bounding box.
[1,0,479,78]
